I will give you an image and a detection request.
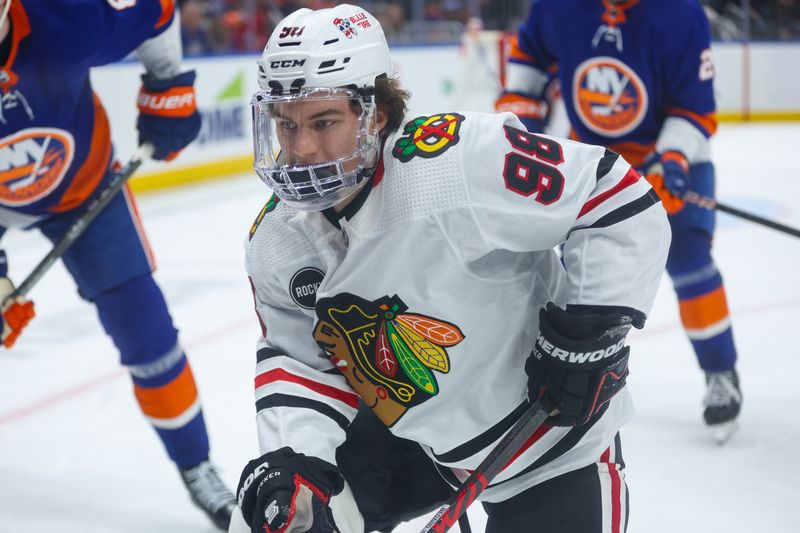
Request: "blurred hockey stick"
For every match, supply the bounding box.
[419,401,552,533]
[683,191,800,239]
[3,144,154,305]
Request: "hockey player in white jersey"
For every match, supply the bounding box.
[231,4,670,532]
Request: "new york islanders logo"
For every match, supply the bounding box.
[0,129,75,206]
[392,113,465,163]
[314,293,464,426]
[572,57,648,137]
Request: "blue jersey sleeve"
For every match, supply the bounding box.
[42,0,175,67]
[514,0,559,81]
[659,2,717,137]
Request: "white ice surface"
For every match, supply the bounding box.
[1,124,799,532]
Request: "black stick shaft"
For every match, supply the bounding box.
[419,402,550,533]
[683,191,800,239]
[7,145,153,302]
[715,202,800,238]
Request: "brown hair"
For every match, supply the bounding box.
[375,76,411,138]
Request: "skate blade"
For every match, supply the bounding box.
[710,420,740,445]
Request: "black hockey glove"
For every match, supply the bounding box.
[526,302,643,427]
[236,447,344,533]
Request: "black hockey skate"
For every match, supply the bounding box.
[703,369,742,444]
[180,460,237,530]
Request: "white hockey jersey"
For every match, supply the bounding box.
[245,110,669,503]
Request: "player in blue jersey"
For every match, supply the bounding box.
[0,0,235,528]
[497,0,742,443]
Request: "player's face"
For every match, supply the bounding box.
[271,97,362,169]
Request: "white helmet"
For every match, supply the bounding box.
[251,5,393,211]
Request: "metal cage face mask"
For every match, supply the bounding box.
[251,87,380,212]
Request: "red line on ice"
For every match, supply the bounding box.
[0,317,253,426]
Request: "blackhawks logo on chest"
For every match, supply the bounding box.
[314,293,464,426]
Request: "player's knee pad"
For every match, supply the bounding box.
[669,162,715,235]
[93,273,178,366]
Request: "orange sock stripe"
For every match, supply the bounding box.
[134,363,198,421]
[679,286,730,330]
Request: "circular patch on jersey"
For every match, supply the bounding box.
[290,267,325,309]
[572,57,648,138]
[0,128,75,206]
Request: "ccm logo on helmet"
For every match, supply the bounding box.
[270,59,307,69]
[534,334,625,364]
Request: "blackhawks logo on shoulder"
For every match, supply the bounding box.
[249,194,280,240]
[314,293,464,426]
[392,113,465,163]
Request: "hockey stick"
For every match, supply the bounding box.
[683,191,800,239]
[419,401,551,533]
[4,144,154,304]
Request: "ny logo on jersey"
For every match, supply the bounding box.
[573,57,648,137]
[0,128,75,206]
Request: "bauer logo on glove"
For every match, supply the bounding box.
[136,70,202,161]
[137,91,195,115]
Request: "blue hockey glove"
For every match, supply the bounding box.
[642,151,690,215]
[659,150,691,197]
[137,70,201,161]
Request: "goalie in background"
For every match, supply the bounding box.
[497,0,743,444]
[0,0,234,528]
[231,3,669,532]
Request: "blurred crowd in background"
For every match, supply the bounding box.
[177,0,800,56]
